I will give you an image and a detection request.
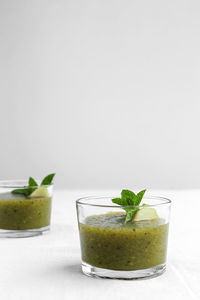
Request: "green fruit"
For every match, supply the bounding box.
[133,207,158,221]
[29,187,49,198]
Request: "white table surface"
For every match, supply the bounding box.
[0,189,199,300]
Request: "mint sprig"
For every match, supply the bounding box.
[11,173,55,196]
[112,189,146,223]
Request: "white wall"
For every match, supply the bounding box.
[0,0,200,189]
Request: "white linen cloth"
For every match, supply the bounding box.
[0,190,199,300]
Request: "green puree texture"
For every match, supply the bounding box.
[79,213,169,271]
[0,192,52,230]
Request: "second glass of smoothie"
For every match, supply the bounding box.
[0,180,54,238]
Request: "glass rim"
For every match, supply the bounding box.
[0,180,54,188]
[76,195,171,208]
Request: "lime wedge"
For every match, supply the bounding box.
[133,207,158,221]
[29,187,49,198]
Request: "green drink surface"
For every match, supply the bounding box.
[79,213,169,271]
[0,192,52,230]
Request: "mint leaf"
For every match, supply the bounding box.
[121,190,137,205]
[112,189,146,223]
[29,177,38,187]
[41,173,55,186]
[12,187,35,196]
[112,198,124,206]
[135,189,146,205]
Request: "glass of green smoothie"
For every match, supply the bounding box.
[0,174,55,238]
[76,190,171,280]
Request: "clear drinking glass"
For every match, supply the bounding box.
[76,196,171,280]
[0,180,54,238]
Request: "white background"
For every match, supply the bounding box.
[1,0,200,189]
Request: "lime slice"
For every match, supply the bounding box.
[29,187,49,198]
[133,207,158,221]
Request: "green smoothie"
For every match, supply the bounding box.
[0,192,52,230]
[79,213,169,271]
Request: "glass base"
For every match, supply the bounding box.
[0,225,50,238]
[82,262,166,280]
